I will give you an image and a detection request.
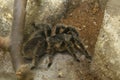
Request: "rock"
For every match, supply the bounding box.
[0,72,17,80]
[0,0,13,37]
[91,0,120,79]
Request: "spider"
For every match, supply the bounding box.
[46,24,92,67]
[22,23,92,69]
[55,24,91,59]
[46,33,80,67]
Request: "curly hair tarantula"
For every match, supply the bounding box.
[22,23,92,69]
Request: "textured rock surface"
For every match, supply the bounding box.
[0,0,13,74]
[0,0,13,37]
[91,0,120,79]
[33,54,91,80]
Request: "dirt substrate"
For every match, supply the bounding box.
[60,1,104,55]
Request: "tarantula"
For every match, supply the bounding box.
[22,23,92,69]
[46,24,92,67]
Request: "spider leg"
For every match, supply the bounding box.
[48,54,54,68]
[31,41,42,69]
[47,49,55,68]
[44,24,52,37]
[55,24,66,34]
[45,37,55,68]
[31,45,39,69]
[66,42,80,62]
[63,26,79,36]
[74,38,92,60]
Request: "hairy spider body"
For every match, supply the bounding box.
[46,33,81,67]
[22,24,92,68]
[55,24,91,59]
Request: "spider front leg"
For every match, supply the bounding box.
[31,45,39,69]
[55,24,66,34]
[46,48,55,68]
[74,39,92,60]
[31,57,39,69]
[31,41,42,69]
[31,41,47,69]
[47,53,54,68]
[66,42,80,62]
